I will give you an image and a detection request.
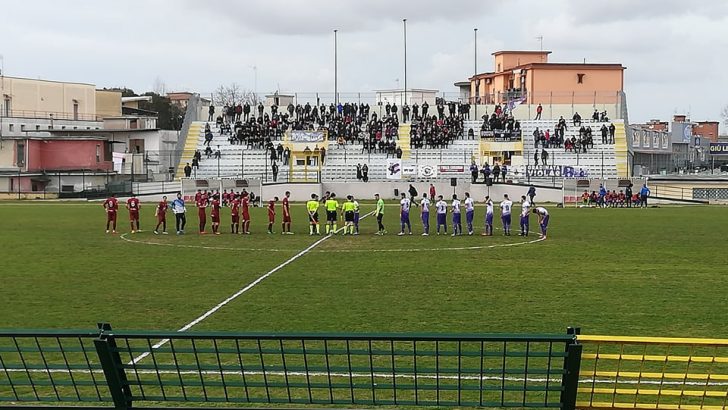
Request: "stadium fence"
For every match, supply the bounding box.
[0,324,581,409]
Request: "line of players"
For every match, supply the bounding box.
[392,192,549,239]
[102,190,550,239]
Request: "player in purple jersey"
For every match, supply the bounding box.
[532,207,550,239]
[435,195,448,235]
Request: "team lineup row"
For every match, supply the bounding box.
[101,191,551,239]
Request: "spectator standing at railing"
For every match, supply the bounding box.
[235,104,242,121]
[492,164,500,183]
[243,103,250,121]
[362,164,369,182]
[184,163,192,178]
[609,123,616,143]
[481,163,491,183]
[437,100,445,119]
[592,109,599,121]
[535,103,542,120]
[501,165,508,183]
[257,102,264,118]
[470,162,479,183]
[402,103,410,123]
[208,105,215,121]
[412,103,419,119]
[272,162,279,182]
[541,149,549,166]
[601,124,608,144]
[422,101,429,117]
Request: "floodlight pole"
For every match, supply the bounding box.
[334,30,338,109]
[403,19,407,106]
[474,28,478,123]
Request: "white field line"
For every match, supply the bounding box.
[119,233,291,252]
[119,224,545,253]
[128,212,374,365]
[2,367,727,387]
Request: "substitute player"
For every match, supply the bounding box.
[102,193,119,233]
[325,193,339,235]
[464,192,475,235]
[399,193,412,236]
[154,195,169,235]
[532,206,550,239]
[500,194,513,236]
[374,193,386,235]
[196,191,208,234]
[241,193,251,234]
[126,194,141,233]
[343,195,357,235]
[281,191,293,235]
[435,195,448,235]
[267,197,278,234]
[451,194,462,236]
[210,195,221,235]
[419,193,430,236]
[519,195,531,236]
[306,193,320,235]
[230,193,241,234]
[482,195,494,236]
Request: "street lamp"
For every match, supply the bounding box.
[403,19,407,106]
[334,29,338,108]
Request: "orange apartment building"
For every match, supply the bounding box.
[468,51,625,105]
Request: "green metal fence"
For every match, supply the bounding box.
[0,324,582,409]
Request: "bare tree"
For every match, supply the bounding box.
[213,83,259,106]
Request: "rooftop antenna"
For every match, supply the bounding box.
[536,36,543,51]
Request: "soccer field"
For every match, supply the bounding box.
[0,201,726,339]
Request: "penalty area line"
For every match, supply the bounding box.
[129,211,373,365]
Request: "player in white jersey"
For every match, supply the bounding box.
[500,194,513,236]
[399,192,412,235]
[451,194,462,236]
[532,206,550,239]
[482,195,494,236]
[463,192,475,235]
[435,195,448,235]
[419,193,431,236]
[519,195,531,236]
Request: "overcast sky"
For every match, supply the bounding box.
[1,0,727,129]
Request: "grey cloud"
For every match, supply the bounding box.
[185,0,492,35]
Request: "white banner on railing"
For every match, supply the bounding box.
[289,130,325,143]
[418,164,438,178]
[386,159,402,180]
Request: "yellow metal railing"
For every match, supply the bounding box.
[576,335,728,410]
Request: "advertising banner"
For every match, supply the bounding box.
[401,164,418,176]
[438,165,466,175]
[709,142,728,155]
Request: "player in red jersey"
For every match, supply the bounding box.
[196,192,208,234]
[210,195,222,235]
[102,193,119,233]
[267,197,279,234]
[230,194,241,234]
[126,194,141,233]
[241,193,251,234]
[194,189,202,203]
[281,191,293,235]
[154,195,169,234]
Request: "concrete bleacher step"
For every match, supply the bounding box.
[175,122,203,179]
[397,123,411,160]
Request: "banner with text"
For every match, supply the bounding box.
[438,165,466,175]
[526,165,563,178]
[709,142,728,155]
[289,130,325,143]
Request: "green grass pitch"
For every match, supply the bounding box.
[0,201,726,338]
